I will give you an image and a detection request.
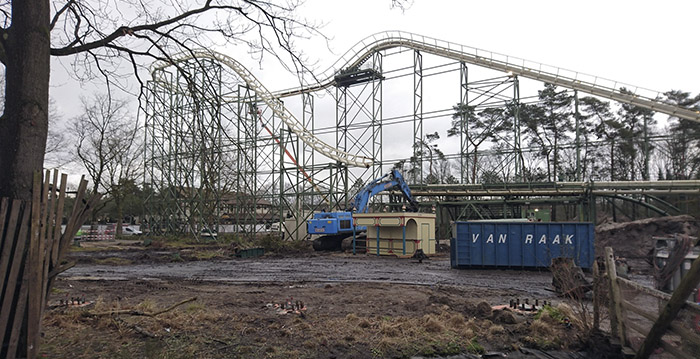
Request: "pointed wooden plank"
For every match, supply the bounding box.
[44,170,57,261]
[0,197,9,251]
[6,263,30,359]
[50,174,68,268]
[26,171,44,359]
[0,199,22,299]
[29,170,51,357]
[40,170,59,316]
[0,202,29,355]
[65,192,101,255]
[45,173,69,296]
[48,182,99,285]
[59,177,87,259]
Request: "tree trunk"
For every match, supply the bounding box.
[116,195,124,236]
[0,0,51,200]
[610,140,615,181]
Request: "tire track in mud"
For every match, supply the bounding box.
[61,255,557,298]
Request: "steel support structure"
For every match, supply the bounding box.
[371,52,384,181]
[459,62,469,183]
[145,59,225,237]
[335,85,349,209]
[334,52,384,209]
[413,50,423,184]
[513,76,523,181]
[142,36,700,240]
[574,89,581,181]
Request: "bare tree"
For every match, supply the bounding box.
[74,95,129,194]
[0,3,405,357]
[104,123,143,235]
[73,94,143,234]
[0,0,324,200]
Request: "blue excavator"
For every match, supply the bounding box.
[307,170,419,251]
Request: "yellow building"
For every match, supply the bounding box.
[354,212,436,256]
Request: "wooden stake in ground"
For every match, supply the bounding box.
[634,250,700,359]
[605,247,627,346]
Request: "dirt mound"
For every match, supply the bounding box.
[595,215,699,259]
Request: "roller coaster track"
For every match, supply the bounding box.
[404,180,700,197]
[150,51,374,168]
[149,32,698,169]
[273,31,700,123]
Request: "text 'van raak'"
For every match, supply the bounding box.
[471,233,574,245]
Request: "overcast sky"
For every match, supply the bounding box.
[293,0,699,94]
[47,0,700,184]
[51,0,700,110]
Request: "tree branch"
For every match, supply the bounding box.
[88,297,197,317]
[50,0,75,31]
[51,3,243,56]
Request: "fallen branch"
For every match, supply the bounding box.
[88,297,197,317]
[132,324,158,338]
[150,297,198,316]
[113,316,158,338]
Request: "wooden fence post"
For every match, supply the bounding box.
[605,246,627,346]
[634,250,700,359]
[593,261,600,330]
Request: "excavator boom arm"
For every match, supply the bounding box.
[352,170,418,213]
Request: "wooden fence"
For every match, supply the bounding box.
[0,171,100,359]
[606,247,700,359]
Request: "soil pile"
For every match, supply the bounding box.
[595,215,699,259]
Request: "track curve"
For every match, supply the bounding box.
[273,31,699,122]
[150,51,374,168]
[148,31,699,170]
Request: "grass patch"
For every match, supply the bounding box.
[521,303,586,350]
[535,304,566,322]
[192,249,227,260]
[70,245,123,252]
[257,234,311,254]
[51,287,67,294]
[465,337,485,354]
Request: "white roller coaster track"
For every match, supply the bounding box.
[272,31,700,123]
[150,51,374,168]
[150,31,699,169]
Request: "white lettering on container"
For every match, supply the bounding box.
[552,235,560,245]
[469,232,577,245]
[565,234,574,244]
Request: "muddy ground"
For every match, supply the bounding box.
[40,239,622,359]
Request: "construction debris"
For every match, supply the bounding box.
[490,298,552,313]
[595,215,699,260]
[266,297,307,316]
